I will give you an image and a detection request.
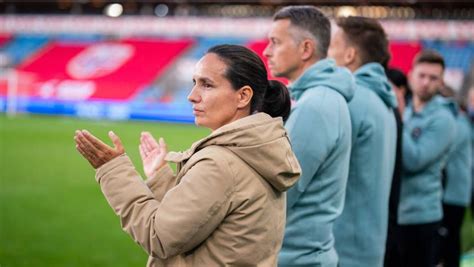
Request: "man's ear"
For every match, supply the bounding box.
[301,39,316,61]
[237,85,253,109]
[344,46,357,66]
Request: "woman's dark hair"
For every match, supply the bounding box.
[207,44,291,121]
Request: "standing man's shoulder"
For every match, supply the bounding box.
[432,100,457,132]
[296,87,349,117]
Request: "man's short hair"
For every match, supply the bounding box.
[335,16,390,67]
[413,50,445,70]
[274,6,331,58]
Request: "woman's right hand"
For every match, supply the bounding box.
[139,132,168,180]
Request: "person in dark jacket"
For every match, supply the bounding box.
[384,67,409,267]
[437,85,472,267]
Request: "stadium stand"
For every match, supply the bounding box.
[0,17,473,123]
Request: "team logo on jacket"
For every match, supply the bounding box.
[67,43,134,79]
[411,127,422,139]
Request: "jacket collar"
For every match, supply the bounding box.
[165,113,277,163]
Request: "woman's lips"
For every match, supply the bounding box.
[193,108,204,115]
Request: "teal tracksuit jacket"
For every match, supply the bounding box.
[279,59,354,267]
[398,95,456,224]
[443,109,472,207]
[333,63,398,267]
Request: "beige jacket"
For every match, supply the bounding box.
[95,113,301,266]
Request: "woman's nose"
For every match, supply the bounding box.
[187,87,200,103]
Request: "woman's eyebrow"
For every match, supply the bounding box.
[196,77,215,84]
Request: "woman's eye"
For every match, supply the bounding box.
[203,83,212,88]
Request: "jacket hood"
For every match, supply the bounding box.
[354,63,398,108]
[289,58,355,102]
[165,113,301,192]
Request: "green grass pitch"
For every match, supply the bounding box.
[0,114,472,266]
[0,114,209,266]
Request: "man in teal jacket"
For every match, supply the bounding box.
[328,16,398,267]
[398,51,456,267]
[468,88,474,218]
[437,87,472,267]
[264,6,354,266]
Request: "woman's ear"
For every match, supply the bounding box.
[237,85,253,109]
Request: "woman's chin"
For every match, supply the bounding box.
[195,119,217,130]
[194,118,206,128]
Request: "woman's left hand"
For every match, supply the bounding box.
[74,130,125,169]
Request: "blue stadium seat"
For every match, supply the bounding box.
[422,40,474,72]
[1,34,50,65]
[187,36,249,59]
[55,33,104,43]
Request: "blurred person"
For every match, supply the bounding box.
[437,85,472,267]
[386,68,412,115]
[398,50,456,267]
[468,87,474,119]
[74,44,301,267]
[469,88,474,218]
[264,6,354,267]
[328,16,398,267]
[438,84,456,100]
[385,68,410,267]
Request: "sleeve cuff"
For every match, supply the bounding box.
[95,154,131,183]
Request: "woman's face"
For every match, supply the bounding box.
[188,53,244,131]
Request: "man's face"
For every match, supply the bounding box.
[263,19,303,81]
[409,63,444,102]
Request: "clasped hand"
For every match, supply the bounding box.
[74,130,167,179]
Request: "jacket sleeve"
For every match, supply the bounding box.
[446,118,473,193]
[95,154,234,259]
[284,93,336,208]
[145,164,176,202]
[402,112,456,173]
